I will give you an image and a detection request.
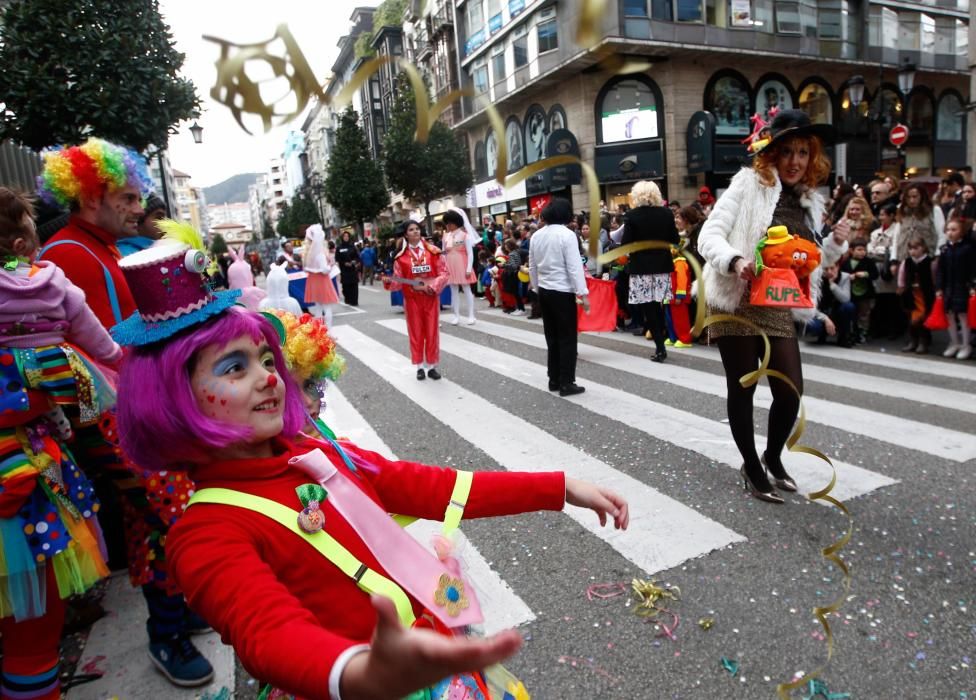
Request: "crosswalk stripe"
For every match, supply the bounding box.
[799,340,976,382]
[459,318,976,463]
[322,384,537,635]
[333,325,746,578]
[479,308,976,383]
[600,328,976,415]
[379,319,898,504]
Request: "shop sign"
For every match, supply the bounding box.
[489,13,503,34]
[686,111,716,174]
[465,29,486,56]
[594,140,664,182]
[546,129,582,189]
[472,178,527,208]
[509,0,526,16]
[529,194,552,216]
[489,203,509,215]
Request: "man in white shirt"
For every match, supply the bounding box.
[529,198,590,396]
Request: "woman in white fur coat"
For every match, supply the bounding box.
[698,110,849,504]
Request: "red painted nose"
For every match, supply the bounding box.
[266,374,278,388]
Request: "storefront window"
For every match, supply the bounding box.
[474,141,487,180]
[907,92,934,135]
[836,86,871,136]
[936,93,964,140]
[599,78,659,143]
[625,0,649,15]
[537,7,558,52]
[799,82,831,123]
[513,24,528,68]
[706,0,728,27]
[818,0,847,39]
[755,77,793,123]
[652,0,673,20]
[492,45,506,82]
[707,73,751,136]
[472,59,489,95]
[677,0,704,22]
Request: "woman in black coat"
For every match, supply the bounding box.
[621,180,680,362]
[335,230,361,306]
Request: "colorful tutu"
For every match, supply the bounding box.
[0,426,109,621]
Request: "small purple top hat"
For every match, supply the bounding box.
[111,243,240,346]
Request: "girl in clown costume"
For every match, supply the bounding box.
[0,186,116,700]
[111,231,630,700]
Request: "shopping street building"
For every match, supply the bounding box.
[447,0,972,218]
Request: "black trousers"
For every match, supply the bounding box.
[539,287,579,386]
[340,271,359,305]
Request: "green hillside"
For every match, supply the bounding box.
[203,173,261,205]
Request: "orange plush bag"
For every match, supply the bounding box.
[749,225,820,308]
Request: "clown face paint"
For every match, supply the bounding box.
[191,334,285,459]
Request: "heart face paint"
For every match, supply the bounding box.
[190,334,285,458]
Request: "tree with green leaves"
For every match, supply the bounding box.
[382,76,473,233]
[0,0,200,152]
[324,107,388,236]
[275,202,293,239]
[210,232,228,258]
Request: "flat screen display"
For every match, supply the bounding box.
[601,107,658,142]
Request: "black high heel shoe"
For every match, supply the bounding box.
[761,452,797,492]
[740,465,784,504]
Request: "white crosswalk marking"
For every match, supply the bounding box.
[799,340,976,381]
[379,319,899,504]
[323,384,537,635]
[333,325,747,578]
[460,318,976,462]
[602,327,976,415]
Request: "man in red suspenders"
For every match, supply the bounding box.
[37,138,215,687]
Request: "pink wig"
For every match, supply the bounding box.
[117,307,306,471]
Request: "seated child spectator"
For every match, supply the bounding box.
[806,262,854,347]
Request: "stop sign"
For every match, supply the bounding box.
[889,124,910,147]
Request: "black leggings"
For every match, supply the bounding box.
[716,335,803,479]
[642,302,666,353]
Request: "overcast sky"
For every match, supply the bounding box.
[159,0,377,188]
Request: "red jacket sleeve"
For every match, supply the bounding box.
[341,442,566,520]
[168,510,357,700]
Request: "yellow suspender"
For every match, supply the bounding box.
[390,470,473,537]
[188,488,417,626]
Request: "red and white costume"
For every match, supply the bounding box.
[385,242,449,367]
[168,438,565,699]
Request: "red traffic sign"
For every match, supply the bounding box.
[889,124,910,147]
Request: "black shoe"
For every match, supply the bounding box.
[761,452,797,492]
[739,465,784,504]
[559,383,585,397]
[548,381,559,391]
[416,369,426,380]
[651,350,667,363]
[427,368,441,380]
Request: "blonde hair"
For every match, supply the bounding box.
[630,180,663,207]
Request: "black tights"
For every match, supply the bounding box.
[642,302,666,353]
[716,335,803,486]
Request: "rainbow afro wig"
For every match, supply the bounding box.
[37,137,153,208]
[271,311,346,383]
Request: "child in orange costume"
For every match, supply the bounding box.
[664,246,693,348]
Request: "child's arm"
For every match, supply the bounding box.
[345,443,628,529]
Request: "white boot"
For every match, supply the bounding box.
[463,285,476,325]
[450,287,461,325]
[957,323,972,359]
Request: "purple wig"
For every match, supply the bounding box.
[117,307,306,471]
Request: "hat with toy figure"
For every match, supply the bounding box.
[111,220,240,346]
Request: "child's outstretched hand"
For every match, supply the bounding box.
[565,477,630,530]
[341,596,523,700]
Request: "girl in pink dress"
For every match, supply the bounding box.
[303,224,339,326]
[441,208,479,325]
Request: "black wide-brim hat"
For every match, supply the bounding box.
[751,109,836,155]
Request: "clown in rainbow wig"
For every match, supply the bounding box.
[31,139,217,688]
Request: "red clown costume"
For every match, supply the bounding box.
[385,240,449,373]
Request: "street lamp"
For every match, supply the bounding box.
[190,121,204,144]
[897,60,916,95]
[847,75,866,109]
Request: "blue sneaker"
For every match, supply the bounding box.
[148,635,214,687]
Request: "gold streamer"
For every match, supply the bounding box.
[204,24,325,134]
[576,0,607,48]
[332,56,396,110]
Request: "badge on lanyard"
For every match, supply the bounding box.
[410,247,430,276]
